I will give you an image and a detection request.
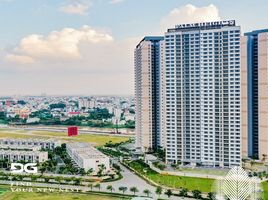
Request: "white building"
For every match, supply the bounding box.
[113,108,122,119]
[0,149,48,163]
[26,117,40,124]
[66,142,110,172]
[0,138,61,150]
[164,20,241,168]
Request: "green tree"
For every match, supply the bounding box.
[94,183,101,191]
[88,183,93,191]
[155,186,162,197]
[118,186,127,194]
[74,178,82,185]
[130,187,139,195]
[86,168,93,175]
[165,189,173,198]
[106,185,114,193]
[143,189,151,197]
[54,176,62,183]
[179,188,188,197]
[192,190,202,199]
[207,192,215,200]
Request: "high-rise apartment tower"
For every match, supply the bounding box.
[134,36,165,152]
[242,29,268,160]
[164,21,241,167]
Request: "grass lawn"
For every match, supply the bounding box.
[127,160,214,193]
[0,128,131,146]
[0,185,130,200]
[128,160,268,197]
[176,167,228,176]
[262,181,268,199]
[2,192,130,200]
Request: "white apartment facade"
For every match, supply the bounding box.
[0,150,48,163]
[0,138,61,150]
[164,21,241,168]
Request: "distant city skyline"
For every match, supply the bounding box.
[0,0,267,95]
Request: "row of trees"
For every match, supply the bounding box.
[88,184,215,200]
[0,172,85,186]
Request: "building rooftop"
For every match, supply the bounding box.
[0,144,41,151]
[167,20,236,33]
[0,149,47,156]
[136,36,164,48]
[67,142,108,160]
[244,29,268,36]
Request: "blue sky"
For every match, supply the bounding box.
[0,0,267,95]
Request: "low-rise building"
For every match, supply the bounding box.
[66,142,110,172]
[26,117,40,124]
[0,138,61,150]
[0,149,48,163]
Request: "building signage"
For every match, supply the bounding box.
[175,20,235,29]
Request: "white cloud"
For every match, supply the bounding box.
[6,54,35,64]
[59,1,91,15]
[160,4,221,31]
[1,36,138,95]
[109,0,124,4]
[6,25,114,64]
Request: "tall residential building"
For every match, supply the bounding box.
[135,36,165,152]
[242,29,268,160]
[164,21,241,167]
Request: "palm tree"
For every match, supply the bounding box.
[88,183,93,191]
[31,175,38,182]
[106,185,114,193]
[207,192,215,200]
[54,176,62,183]
[165,189,172,198]
[250,160,255,168]
[130,187,139,195]
[79,168,86,176]
[192,190,202,199]
[118,186,127,194]
[143,189,151,197]
[155,186,162,197]
[179,188,188,197]
[94,183,101,191]
[86,168,93,175]
[44,177,50,183]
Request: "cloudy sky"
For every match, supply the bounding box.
[0,0,267,96]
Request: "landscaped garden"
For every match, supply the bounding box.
[125,159,268,199]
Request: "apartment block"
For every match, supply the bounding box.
[134,36,165,152]
[0,150,48,163]
[242,29,268,160]
[164,21,241,168]
[0,138,61,150]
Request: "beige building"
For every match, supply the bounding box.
[242,29,268,161]
[134,36,164,152]
[241,36,248,158]
[258,33,268,161]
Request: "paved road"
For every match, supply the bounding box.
[0,163,194,200]
[101,162,193,200]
